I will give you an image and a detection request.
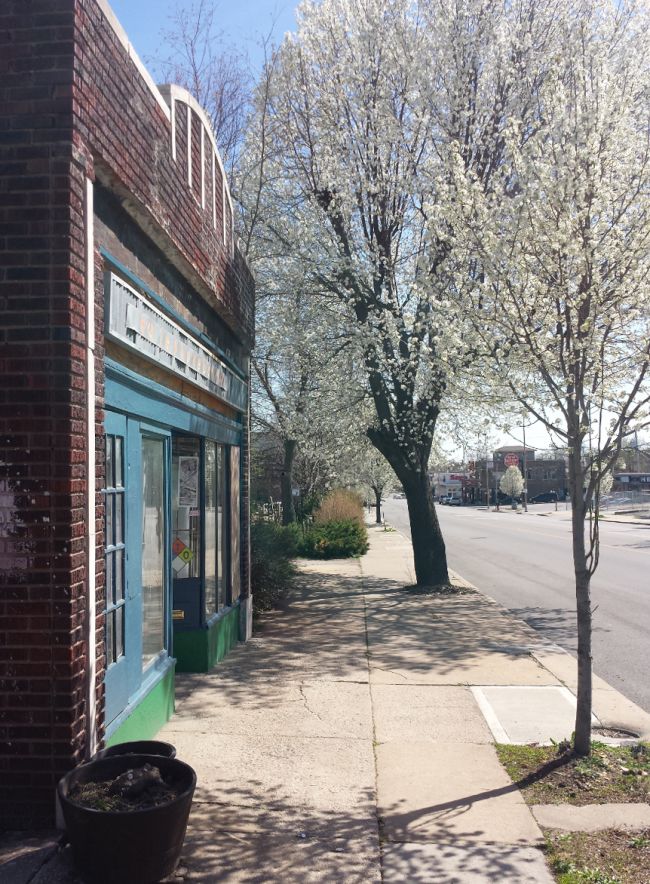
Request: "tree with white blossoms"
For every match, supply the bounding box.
[336,434,397,524]
[251,280,364,523]
[451,0,650,753]
[245,0,551,585]
[237,48,369,524]
[363,457,395,525]
[500,466,523,505]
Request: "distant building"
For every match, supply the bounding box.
[612,473,650,493]
[432,472,468,500]
[469,447,567,504]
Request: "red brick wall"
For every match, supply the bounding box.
[0,0,90,828]
[0,0,253,827]
[73,0,254,344]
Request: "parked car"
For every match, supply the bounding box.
[447,495,462,506]
[529,491,558,503]
[602,494,633,505]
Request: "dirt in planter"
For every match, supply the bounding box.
[69,763,180,813]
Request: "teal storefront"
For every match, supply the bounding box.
[102,264,247,745]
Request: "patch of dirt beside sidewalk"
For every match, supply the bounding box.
[544,828,650,884]
[496,742,650,805]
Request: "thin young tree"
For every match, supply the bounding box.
[500,466,524,508]
[452,0,650,753]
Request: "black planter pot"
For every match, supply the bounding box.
[58,754,196,884]
[92,740,177,761]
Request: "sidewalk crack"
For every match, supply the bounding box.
[299,684,324,722]
[371,665,408,681]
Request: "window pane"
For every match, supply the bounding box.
[115,604,124,660]
[105,494,114,549]
[142,437,166,668]
[105,551,114,608]
[114,548,124,602]
[106,610,114,666]
[115,493,124,545]
[106,435,114,488]
[204,441,217,618]
[171,437,201,580]
[115,436,123,487]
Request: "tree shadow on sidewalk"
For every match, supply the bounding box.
[173,562,580,715]
[175,781,380,883]
[505,605,610,654]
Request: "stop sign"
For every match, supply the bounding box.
[504,453,519,467]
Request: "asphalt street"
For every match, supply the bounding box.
[382,498,650,713]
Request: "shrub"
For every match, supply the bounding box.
[313,489,364,526]
[250,521,297,615]
[300,518,369,559]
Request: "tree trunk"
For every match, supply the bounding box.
[374,489,382,524]
[367,428,448,587]
[570,455,592,756]
[281,438,297,525]
[401,467,448,586]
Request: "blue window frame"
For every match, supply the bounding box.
[103,411,134,725]
[104,432,126,666]
[104,412,173,728]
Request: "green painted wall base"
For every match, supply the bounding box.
[106,665,176,747]
[174,605,240,673]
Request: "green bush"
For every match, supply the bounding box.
[300,518,369,559]
[251,521,297,615]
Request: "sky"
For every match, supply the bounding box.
[106,0,559,458]
[109,0,298,75]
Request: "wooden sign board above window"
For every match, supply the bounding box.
[106,272,247,411]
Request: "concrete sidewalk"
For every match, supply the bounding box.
[5,524,650,882]
[155,527,555,881]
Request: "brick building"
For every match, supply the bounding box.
[473,447,567,504]
[0,0,254,827]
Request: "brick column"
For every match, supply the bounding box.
[0,0,91,827]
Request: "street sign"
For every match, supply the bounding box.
[504,453,519,467]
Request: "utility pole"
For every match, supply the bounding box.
[485,445,491,511]
[522,417,528,512]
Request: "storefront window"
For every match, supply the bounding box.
[218,444,229,608]
[204,441,217,617]
[142,436,166,667]
[171,437,202,580]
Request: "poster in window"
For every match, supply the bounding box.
[178,456,199,507]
